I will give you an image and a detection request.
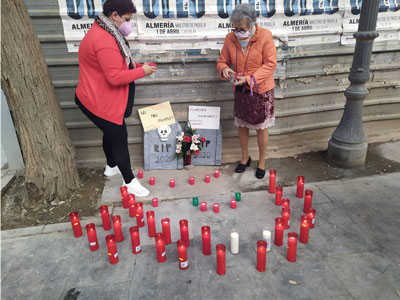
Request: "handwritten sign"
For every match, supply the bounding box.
[188,106,221,130]
[138,101,176,132]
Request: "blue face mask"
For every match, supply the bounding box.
[240,41,249,47]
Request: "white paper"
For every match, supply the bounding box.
[189,106,221,130]
[89,242,97,246]
[180,261,189,268]
[136,246,141,252]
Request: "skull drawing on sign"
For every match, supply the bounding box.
[157,125,172,142]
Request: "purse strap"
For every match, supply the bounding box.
[249,75,260,96]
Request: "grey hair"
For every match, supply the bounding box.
[230,4,257,27]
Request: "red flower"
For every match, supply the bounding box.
[194,150,200,156]
[200,137,206,143]
[183,136,191,143]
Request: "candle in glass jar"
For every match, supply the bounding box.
[274,217,284,246]
[269,170,276,194]
[179,219,190,247]
[201,226,211,255]
[216,244,226,276]
[256,240,267,272]
[130,226,141,254]
[120,186,129,209]
[275,187,283,206]
[262,229,272,252]
[129,200,136,218]
[299,215,310,244]
[69,211,83,238]
[303,190,313,213]
[200,202,207,212]
[189,177,195,185]
[282,198,290,209]
[287,232,298,262]
[152,197,158,207]
[85,223,99,251]
[230,230,239,254]
[214,170,220,178]
[307,208,316,228]
[230,199,237,209]
[112,215,124,242]
[235,192,241,201]
[170,179,175,188]
[146,211,156,238]
[128,194,136,214]
[138,170,143,179]
[213,203,220,213]
[155,233,166,263]
[150,177,155,185]
[106,234,118,264]
[282,207,291,229]
[177,240,189,270]
[192,197,199,206]
[161,218,171,245]
[205,175,211,183]
[296,176,305,198]
[99,205,111,231]
[135,202,145,227]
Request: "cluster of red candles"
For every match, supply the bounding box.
[270,171,317,262]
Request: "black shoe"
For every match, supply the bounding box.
[235,157,252,173]
[255,168,266,179]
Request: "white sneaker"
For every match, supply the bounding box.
[123,178,150,197]
[104,165,121,177]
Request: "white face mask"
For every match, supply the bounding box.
[235,31,251,40]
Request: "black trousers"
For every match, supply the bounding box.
[75,95,134,183]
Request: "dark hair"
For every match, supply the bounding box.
[103,0,137,16]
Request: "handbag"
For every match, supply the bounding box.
[233,75,266,125]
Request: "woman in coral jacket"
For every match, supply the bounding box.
[217,4,277,179]
[75,0,156,196]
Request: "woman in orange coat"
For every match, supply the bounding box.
[216,4,277,179]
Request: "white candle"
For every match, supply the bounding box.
[230,231,239,254]
[263,229,272,252]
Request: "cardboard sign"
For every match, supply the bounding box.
[138,101,176,132]
[188,106,221,130]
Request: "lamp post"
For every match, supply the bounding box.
[327,0,380,168]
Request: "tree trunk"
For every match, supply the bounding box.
[1,0,80,204]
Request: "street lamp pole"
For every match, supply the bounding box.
[327,0,380,168]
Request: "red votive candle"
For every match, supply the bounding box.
[128,194,136,209]
[112,215,124,242]
[282,207,291,229]
[269,170,276,194]
[307,208,316,228]
[152,197,158,207]
[216,244,226,276]
[177,240,189,270]
[275,187,283,206]
[274,217,284,246]
[189,176,195,185]
[106,234,119,264]
[214,170,220,178]
[150,177,155,185]
[146,211,156,238]
[161,218,171,245]
[303,190,313,213]
[130,226,141,254]
[256,240,267,272]
[230,199,237,209]
[120,186,129,209]
[201,226,211,255]
[99,205,111,231]
[205,175,210,183]
[296,176,305,198]
[179,219,190,247]
[299,215,310,244]
[282,198,290,209]
[69,211,83,238]
[85,223,99,251]
[138,170,143,179]
[213,203,220,213]
[155,233,166,263]
[170,179,175,188]
[129,200,136,218]
[200,202,207,212]
[287,232,298,262]
[135,202,145,227]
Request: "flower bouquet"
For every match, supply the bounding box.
[175,125,205,165]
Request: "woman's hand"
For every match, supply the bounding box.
[234,76,247,86]
[142,63,157,76]
[222,67,235,80]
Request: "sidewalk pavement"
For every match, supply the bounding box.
[1,171,400,300]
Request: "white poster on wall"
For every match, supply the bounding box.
[189,106,221,129]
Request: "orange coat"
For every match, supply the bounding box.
[216,24,277,94]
